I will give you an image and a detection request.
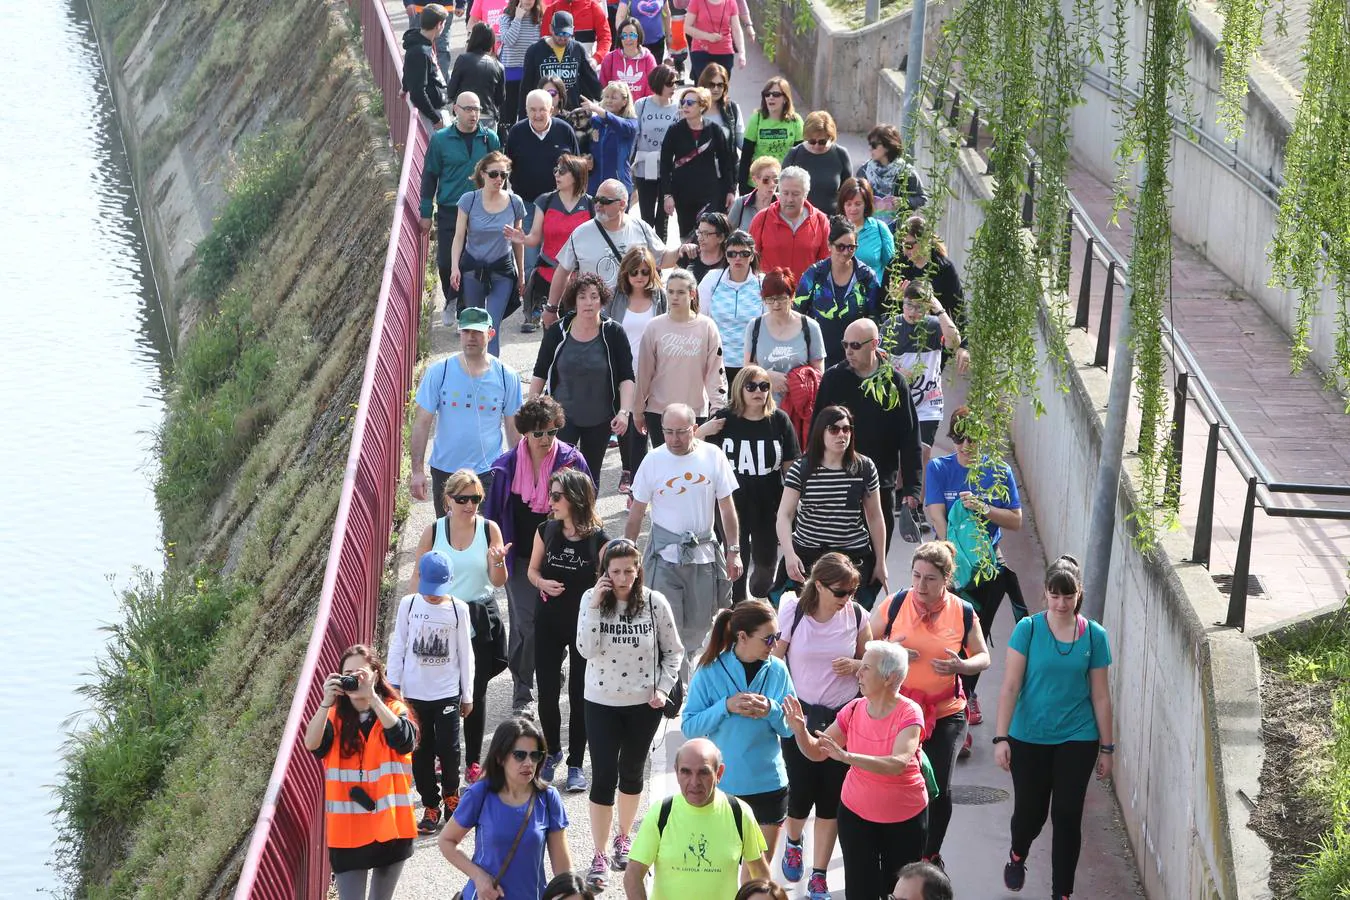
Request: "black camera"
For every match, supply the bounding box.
[339,674,360,692]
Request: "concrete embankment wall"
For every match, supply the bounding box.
[878,70,1274,900]
[1062,0,1341,381]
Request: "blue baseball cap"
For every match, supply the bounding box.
[418,550,454,596]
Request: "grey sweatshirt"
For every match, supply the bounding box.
[576,587,685,705]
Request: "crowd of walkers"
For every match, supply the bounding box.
[306,8,1120,900]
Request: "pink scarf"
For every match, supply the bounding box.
[512,438,558,513]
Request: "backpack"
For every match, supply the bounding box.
[788,596,864,642]
[656,794,745,850]
[881,589,976,700]
[778,364,822,447]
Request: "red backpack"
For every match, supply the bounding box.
[780,364,822,447]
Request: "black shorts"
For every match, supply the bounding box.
[782,736,848,820]
[919,419,940,447]
[732,786,789,825]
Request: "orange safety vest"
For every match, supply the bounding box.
[322,700,417,848]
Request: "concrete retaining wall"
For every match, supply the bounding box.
[747,0,950,132]
[1063,0,1343,382]
[878,68,1274,899]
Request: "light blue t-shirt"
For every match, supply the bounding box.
[415,354,523,473]
[1008,613,1111,744]
[699,269,763,364]
[923,452,1021,546]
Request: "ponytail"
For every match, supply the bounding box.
[697,600,776,668]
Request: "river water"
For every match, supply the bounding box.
[0,1,170,893]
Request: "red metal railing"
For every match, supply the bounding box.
[234,1,427,895]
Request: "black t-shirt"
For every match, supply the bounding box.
[537,521,609,613]
[512,494,551,558]
[710,408,800,499]
[741,657,766,685]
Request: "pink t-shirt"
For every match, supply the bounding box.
[686,0,735,54]
[836,696,927,823]
[471,0,509,34]
[780,595,865,709]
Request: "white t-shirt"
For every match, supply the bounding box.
[386,594,476,702]
[631,441,739,563]
[621,305,656,359]
[558,217,665,290]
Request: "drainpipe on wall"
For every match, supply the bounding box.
[900,0,926,145]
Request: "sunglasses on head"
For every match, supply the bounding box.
[485,169,507,179]
[826,422,854,435]
[762,90,785,98]
[510,749,547,763]
[726,249,753,259]
[743,381,772,392]
[530,427,561,438]
[806,138,830,146]
[833,241,857,253]
[595,196,624,206]
[451,494,483,505]
[841,338,875,351]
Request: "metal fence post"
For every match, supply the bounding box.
[1190,422,1220,567]
[1165,372,1188,505]
[1223,476,1259,630]
[1074,237,1095,328]
[1093,262,1116,368]
[967,108,980,147]
[1022,162,1037,228]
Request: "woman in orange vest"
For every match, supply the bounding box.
[304,644,419,900]
[869,541,990,872]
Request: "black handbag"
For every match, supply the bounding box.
[648,591,685,719]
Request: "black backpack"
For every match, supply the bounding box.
[656,794,746,849]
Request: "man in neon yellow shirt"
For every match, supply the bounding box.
[623,738,770,899]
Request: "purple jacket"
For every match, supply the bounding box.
[484,440,592,573]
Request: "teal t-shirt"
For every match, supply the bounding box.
[1007,613,1111,744]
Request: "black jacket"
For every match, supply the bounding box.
[402,28,448,121]
[532,315,636,416]
[812,355,922,497]
[658,119,735,202]
[448,51,506,124]
[521,39,603,118]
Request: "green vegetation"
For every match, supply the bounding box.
[1261,613,1350,897]
[819,0,910,29]
[55,570,255,888]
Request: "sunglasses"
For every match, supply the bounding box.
[485,169,508,179]
[726,249,753,258]
[451,494,483,505]
[743,381,771,392]
[530,427,561,438]
[759,631,783,647]
[553,166,569,175]
[662,426,694,436]
[709,81,727,88]
[902,239,919,250]
[826,422,854,435]
[822,583,857,599]
[510,749,547,763]
[681,97,701,107]
[631,268,652,276]
[869,140,884,149]
[545,88,559,96]
[757,174,780,184]
[595,196,624,206]
[762,90,785,98]
[833,242,857,253]
[605,537,638,551]
[549,490,566,502]
[951,434,973,445]
[620,30,640,38]
[806,138,830,146]
[841,338,875,350]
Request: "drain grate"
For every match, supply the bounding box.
[1213,573,1265,597]
[950,784,1010,805]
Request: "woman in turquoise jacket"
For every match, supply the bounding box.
[682,599,796,860]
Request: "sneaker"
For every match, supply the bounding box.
[1003,850,1027,891]
[417,805,442,834]
[618,470,633,495]
[541,751,563,783]
[959,731,973,759]
[807,870,831,899]
[968,694,984,726]
[463,762,483,787]
[586,851,610,891]
[521,316,539,334]
[608,432,619,448]
[611,833,632,871]
[781,837,804,882]
[566,766,589,793]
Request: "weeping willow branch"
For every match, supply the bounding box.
[1214,0,1270,139]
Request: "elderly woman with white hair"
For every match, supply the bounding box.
[784,639,928,900]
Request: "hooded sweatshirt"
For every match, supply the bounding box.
[522,38,604,114]
[541,0,613,61]
[402,28,449,121]
[682,649,796,796]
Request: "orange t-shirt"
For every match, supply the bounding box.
[878,591,968,720]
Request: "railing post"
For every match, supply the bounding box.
[1074,237,1095,328]
[1190,421,1220,567]
[1223,476,1258,631]
[1022,161,1037,228]
[967,107,980,147]
[1093,261,1116,368]
[1165,372,1188,505]
[949,89,962,126]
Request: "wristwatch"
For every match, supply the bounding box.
[727,545,741,553]
[991,736,1009,745]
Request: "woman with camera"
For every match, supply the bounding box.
[304,644,418,900]
[574,538,684,889]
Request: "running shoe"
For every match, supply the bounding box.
[1003,850,1027,891]
[959,731,973,759]
[417,804,442,834]
[968,694,984,726]
[566,766,589,793]
[618,469,633,494]
[464,762,483,786]
[781,837,804,882]
[521,316,539,334]
[586,852,610,891]
[806,870,831,899]
[611,833,633,871]
[541,751,563,783]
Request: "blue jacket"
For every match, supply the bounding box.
[420,124,502,219]
[682,650,796,796]
[586,111,638,195]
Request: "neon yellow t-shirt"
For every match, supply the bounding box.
[628,792,767,900]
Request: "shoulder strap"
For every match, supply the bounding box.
[883,589,908,640]
[596,221,625,264]
[853,600,864,631]
[960,600,975,647]
[657,796,674,834]
[730,795,745,845]
[802,315,813,359]
[493,790,537,885]
[750,316,762,361]
[788,596,807,642]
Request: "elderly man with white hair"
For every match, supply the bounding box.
[749,164,831,279]
[784,638,929,900]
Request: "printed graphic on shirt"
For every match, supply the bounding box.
[611,56,648,94]
[443,383,506,414]
[597,614,653,648]
[719,437,783,477]
[761,342,798,372]
[885,316,945,422]
[657,330,708,358]
[544,541,592,576]
[658,471,711,496]
[679,832,718,871]
[538,55,581,88]
[410,620,456,666]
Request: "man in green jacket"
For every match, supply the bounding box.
[420,91,502,321]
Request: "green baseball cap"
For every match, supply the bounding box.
[458,307,494,332]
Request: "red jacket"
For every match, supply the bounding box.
[750,200,831,282]
[542,0,612,62]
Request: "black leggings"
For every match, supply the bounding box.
[435,211,461,314]
[960,564,1027,696]
[673,191,720,243]
[732,486,780,601]
[636,178,669,243]
[618,411,648,476]
[1009,738,1100,896]
[644,38,666,65]
[836,802,928,900]
[536,603,588,767]
[922,710,967,857]
[785,543,880,611]
[407,696,462,808]
[559,419,611,487]
[464,598,506,767]
[585,700,664,805]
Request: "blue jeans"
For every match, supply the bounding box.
[461,265,516,355]
[521,203,540,281]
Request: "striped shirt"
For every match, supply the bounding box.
[783,454,880,550]
[498,13,543,69]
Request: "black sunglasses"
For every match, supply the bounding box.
[510,749,547,763]
[485,169,508,179]
[762,90,785,98]
[744,381,771,392]
[951,434,973,445]
[530,427,561,438]
[806,138,830,146]
[595,196,624,206]
[726,249,754,258]
[841,338,876,351]
[833,242,857,253]
[826,423,854,435]
[451,494,483,505]
[821,583,857,598]
[709,81,727,88]
[549,490,566,502]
